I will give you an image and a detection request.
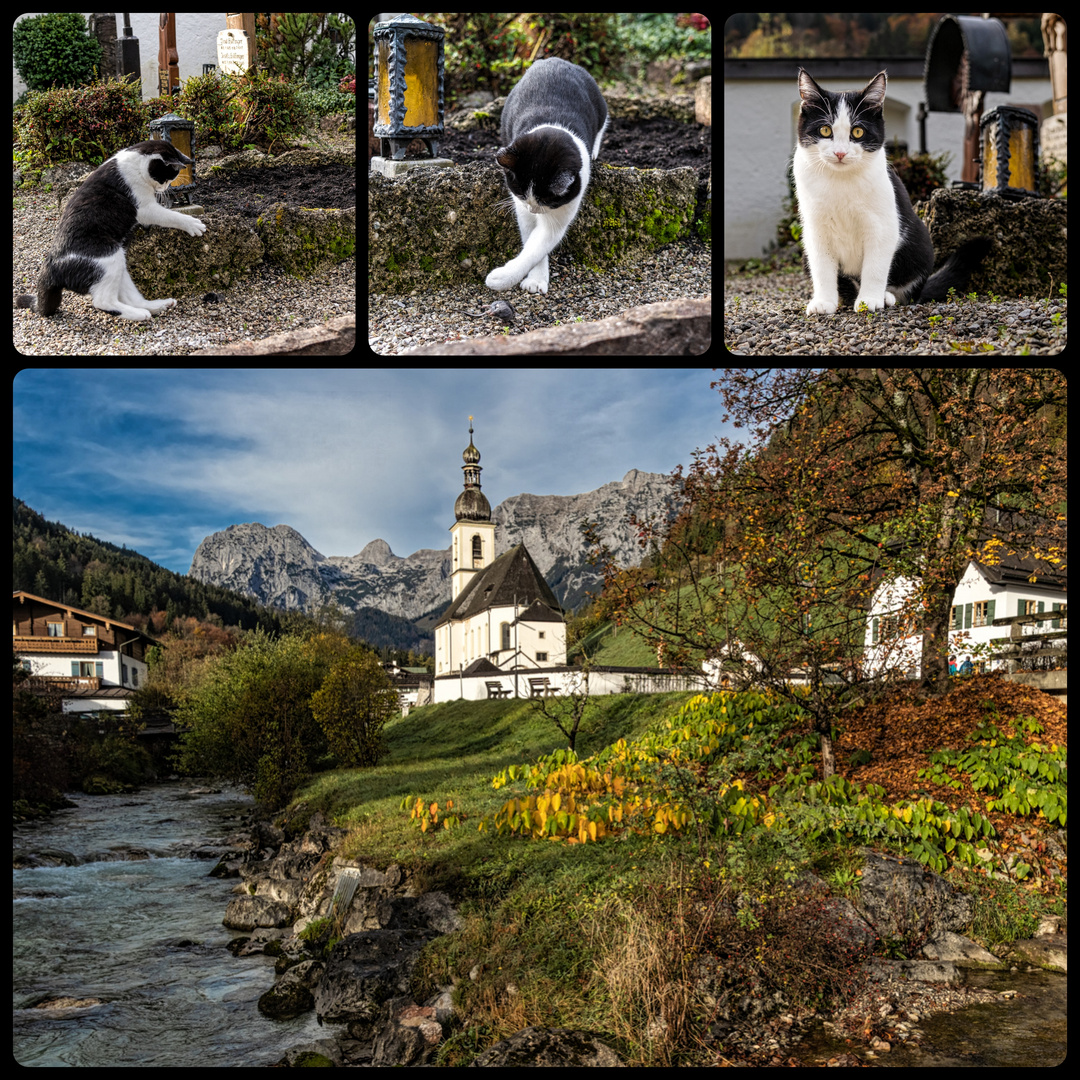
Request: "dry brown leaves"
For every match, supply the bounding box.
[834,673,1067,833]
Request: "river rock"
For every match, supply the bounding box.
[223,895,293,930]
[468,1026,625,1066]
[258,959,324,1019]
[856,849,974,941]
[371,995,445,1066]
[920,929,1002,967]
[314,929,433,1023]
[33,996,104,1010]
[1004,934,1067,972]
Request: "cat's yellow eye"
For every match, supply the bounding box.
[819,125,832,137]
[852,126,864,138]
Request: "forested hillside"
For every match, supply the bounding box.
[12,497,296,634]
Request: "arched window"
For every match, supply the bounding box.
[501,622,511,651]
[472,534,482,566]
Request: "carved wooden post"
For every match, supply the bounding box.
[158,12,179,97]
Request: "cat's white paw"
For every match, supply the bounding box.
[182,216,206,237]
[144,298,176,313]
[519,267,548,294]
[806,295,839,315]
[485,264,520,291]
[853,293,887,312]
[884,291,897,307]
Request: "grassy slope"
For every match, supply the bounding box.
[288,678,1065,1065]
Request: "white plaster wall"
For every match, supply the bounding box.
[865,560,1065,675]
[15,14,227,103]
[725,72,1054,260]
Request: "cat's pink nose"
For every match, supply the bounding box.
[834,151,846,161]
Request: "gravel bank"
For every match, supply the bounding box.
[724,267,1066,356]
[13,184,355,357]
[369,238,711,354]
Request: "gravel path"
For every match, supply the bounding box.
[724,267,1066,356]
[369,238,711,354]
[13,183,355,356]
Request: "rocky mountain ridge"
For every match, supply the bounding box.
[188,469,677,625]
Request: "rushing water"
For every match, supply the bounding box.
[13,782,325,1067]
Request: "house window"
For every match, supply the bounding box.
[47,620,64,637]
[83,625,96,637]
[536,652,548,663]
[538,631,546,640]
[972,600,995,628]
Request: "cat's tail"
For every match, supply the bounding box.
[14,266,63,315]
[917,237,992,303]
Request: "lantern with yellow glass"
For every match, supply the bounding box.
[980,106,1040,199]
[373,14,446,163]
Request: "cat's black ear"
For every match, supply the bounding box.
[496,148,516,170]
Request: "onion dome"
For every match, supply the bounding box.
[455,417,491,522]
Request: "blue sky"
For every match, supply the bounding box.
[13,368,737,575]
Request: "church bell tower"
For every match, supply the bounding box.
[450,417,496,601]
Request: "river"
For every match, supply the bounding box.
[13,782,324,1067]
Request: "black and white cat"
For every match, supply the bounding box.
[793,68,988,315]
[486,57,608,295]
[15,140,206,321]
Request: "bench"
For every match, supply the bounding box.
[528,677,559,698]
[485,681,512,699]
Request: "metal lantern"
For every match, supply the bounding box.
[148,113,196,195]
[373,13,445,161]
[980,106,1040,199]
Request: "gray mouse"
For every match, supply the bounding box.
[463,300,516,322]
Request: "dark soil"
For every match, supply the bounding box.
[405,116,711,172]
[194,163,356,215]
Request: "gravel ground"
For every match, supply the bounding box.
[724,267,1067,356]
[369,238,712,354]
[13,183,355,357]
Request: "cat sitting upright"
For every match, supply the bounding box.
[486,57,608,295]
[792,68,988,315]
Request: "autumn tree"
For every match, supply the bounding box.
[713,368,1066,693]
[588,368,1066,778]
[309,646,397,767]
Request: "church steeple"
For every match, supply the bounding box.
[450,417,496,601]
[454,416,491,524]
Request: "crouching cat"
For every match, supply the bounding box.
[16,140,206,321]
[486,58,608,295]
[793,68,989,315]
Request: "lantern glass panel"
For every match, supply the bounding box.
[377,39,392,123]
[404,39,438,128]
[167,127,194,187]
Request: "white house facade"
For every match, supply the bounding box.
[13,590,159,713]
[865,552,1066,677]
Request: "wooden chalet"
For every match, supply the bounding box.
[13,590,161,714]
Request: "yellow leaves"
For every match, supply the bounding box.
[407,796,460,833]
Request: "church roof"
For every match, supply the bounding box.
[435,543,562,627]
[513,598,565,624]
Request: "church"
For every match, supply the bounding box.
[433,420,567,701]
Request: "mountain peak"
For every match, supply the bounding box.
[189,470,677,626]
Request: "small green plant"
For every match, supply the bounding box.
[918,713,1066,827]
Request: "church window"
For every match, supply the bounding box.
[501,622,510,651]
[472,534,482,566]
